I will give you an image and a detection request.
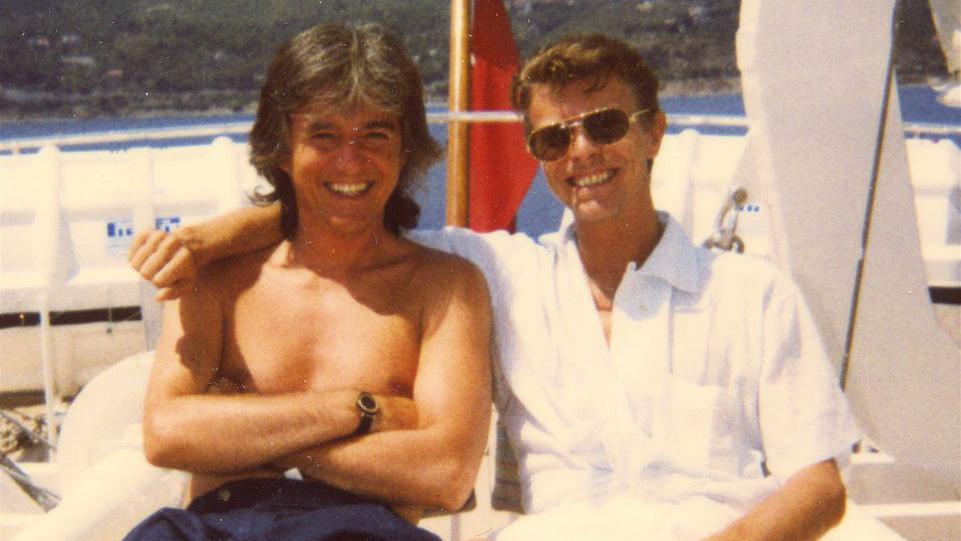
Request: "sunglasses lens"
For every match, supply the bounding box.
[529,125,571,161]
[582,109,630,145]
[528,108,638,161]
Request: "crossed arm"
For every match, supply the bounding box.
[139,225,493,512]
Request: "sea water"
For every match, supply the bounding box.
[1,85,959,238]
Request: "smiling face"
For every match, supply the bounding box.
[528,76,665,226]
[282,104,406,236]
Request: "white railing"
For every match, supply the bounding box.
[0,122,253,154]
[0,137,261,395]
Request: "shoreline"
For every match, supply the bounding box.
[1,79,953,128]
[0,76,745,124]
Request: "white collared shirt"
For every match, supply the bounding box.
[411,212,859,520]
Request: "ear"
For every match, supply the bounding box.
[645,111,667,158]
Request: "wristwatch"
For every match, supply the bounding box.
[354,392,380,435]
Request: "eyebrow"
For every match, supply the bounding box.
[361,119,398,131]
[298,117,398,132]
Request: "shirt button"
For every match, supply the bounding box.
[218,488,231,502]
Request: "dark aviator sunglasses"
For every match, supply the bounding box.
[527,107,653,162]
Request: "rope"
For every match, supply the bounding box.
[0,408,60,511]
[0,453,60,511]
[0,409,54,455]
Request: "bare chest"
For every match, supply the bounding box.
[220,272,421,396]
[590,282,614,345]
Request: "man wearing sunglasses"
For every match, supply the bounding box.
[131,33,857,540]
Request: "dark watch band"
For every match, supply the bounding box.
[354,392,379,435]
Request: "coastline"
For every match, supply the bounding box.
[0,76,738,124]
[3,81,958,141]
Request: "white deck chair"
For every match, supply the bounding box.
[13,352,187,541]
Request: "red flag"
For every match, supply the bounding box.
[468,0,539,232]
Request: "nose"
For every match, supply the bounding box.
[567,125,600,162]
[333,139,369,172]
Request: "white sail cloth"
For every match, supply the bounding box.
[412,212,859,538]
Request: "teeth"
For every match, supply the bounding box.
[571,171,613,187]
[326,182,372,196]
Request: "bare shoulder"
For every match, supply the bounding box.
[399,239,492,354]
[406,240,490,300]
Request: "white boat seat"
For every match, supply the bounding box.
[14,352,187,541]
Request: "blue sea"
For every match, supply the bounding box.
[2,85,959,237]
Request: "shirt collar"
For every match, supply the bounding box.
[552,210,701,294]
[632,212,701,294]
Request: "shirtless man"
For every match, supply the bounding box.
[124,23,491,541]
[131,34,857,540]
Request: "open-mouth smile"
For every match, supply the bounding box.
[324,182,373,196]
[569,170,614,188]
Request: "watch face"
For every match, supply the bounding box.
[358,393,379,414]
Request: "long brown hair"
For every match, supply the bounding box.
[249,23,441,237]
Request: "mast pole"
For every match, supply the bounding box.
[446,0,471,227]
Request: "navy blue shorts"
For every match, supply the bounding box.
[123,478,442,541]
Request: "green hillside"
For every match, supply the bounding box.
[0,0,948,119]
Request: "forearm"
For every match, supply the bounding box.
[144,388,360,474]
[181,204,282,267]
[288,420,488,512]
[705,460,846,541]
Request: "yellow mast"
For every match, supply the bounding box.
[446,0,471,227]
